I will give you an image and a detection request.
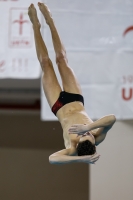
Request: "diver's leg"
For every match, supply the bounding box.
[38,2,82,94]
[28,4,62,107]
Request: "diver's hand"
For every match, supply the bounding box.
[68,124,90,135]
[81,153,100,164]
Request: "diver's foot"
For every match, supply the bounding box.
[28,4,41,28]
[38,2,53,25]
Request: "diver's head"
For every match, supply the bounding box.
[76,132,96,156]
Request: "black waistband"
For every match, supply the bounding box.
[52,91,84,115]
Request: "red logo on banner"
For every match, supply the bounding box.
[9,8,32,48]
[13,13,29,35]
[123,26,133,37]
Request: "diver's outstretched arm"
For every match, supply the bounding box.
[49,148,100,165]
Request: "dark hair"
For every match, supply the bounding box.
[77,140,96,156]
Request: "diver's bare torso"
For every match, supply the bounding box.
[56,101,95,148]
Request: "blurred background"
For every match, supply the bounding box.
[0,0,133,200]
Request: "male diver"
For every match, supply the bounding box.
[28,3,116,164]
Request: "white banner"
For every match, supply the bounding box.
[40,0,133,119]
[0,0,41,78]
